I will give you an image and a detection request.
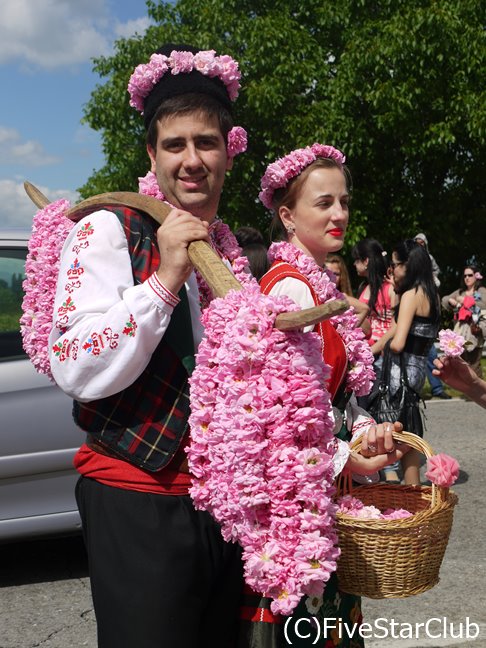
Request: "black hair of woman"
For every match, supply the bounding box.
[392,239,440,324]
[351,238,390,315]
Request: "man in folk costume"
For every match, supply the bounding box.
[48,44,248,647]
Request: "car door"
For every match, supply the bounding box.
[0,233,82,541]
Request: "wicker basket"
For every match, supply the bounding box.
[335,430,458,599]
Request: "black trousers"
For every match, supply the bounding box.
[76,477,243,648]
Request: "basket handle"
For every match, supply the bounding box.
[338,430,449,508]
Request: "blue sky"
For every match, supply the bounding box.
[0,0,154,228]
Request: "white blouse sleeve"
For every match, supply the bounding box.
[48,210,186,402]
[268,276,316,333]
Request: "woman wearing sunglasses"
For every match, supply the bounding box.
[442,266,486,378]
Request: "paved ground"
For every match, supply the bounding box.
[364,398,486,648]
[0,398,484,647]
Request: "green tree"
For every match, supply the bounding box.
[81,0,486,293]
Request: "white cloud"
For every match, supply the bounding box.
[0,0,152,69]
[115,17,152,40]
[0,178,79,228]
[0,126,59,167]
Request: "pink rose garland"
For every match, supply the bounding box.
[267,241,375,396]
[20,199,74,379]
[187,281,341,615]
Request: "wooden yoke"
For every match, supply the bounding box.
[24,182,348,330]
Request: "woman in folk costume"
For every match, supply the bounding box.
[238,144,409,648]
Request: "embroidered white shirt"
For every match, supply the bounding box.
[48,210,203,402]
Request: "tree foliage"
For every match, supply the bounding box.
[81,0,486,293]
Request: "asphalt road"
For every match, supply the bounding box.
[0,398,484,648]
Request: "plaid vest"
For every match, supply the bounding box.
[73,205,195,472]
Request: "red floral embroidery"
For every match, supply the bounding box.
[56,296,76,327]
[71,223,94,254]
[67,258,84,279]
[76,222,94,240]
[123,315,137,337]
[103,327,119,350]
[65,279,82,293]
[83,332,105,355]
[57,296,75,315]
[82,328,119,355]
[52,338,79,362]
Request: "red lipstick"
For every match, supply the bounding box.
[328,228,344,237]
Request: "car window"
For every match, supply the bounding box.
[0,247,27,360]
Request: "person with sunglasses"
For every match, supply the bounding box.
[442,266,486,378]
[371,240,441,485]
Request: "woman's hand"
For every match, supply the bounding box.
[347,421,410,476]
[433,354,477,394]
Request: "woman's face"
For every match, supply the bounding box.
[463,267,476,290]
[391,252,407,287]
[279,167,349,266]
[353,257,368,277]
[325,261,341,288]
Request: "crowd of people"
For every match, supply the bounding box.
[34,42,484,647]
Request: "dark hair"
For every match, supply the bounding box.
[351,238,390,315]
[234,226,266,248]
[269,157,352,242]
[241,243,270,281]
[146,92,234,151]
[460,265,482,292]
[326,253,353,295]
[392,239,440,323]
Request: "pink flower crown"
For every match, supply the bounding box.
[259,143,346,210]
[128,49,241,113]
[128,49,247,158]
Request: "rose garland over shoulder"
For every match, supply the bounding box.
[187,281,340,615]
[20,200,74,379]
[268,241,375,396]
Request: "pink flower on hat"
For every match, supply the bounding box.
[226,126,248,158]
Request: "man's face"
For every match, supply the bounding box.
[147,111,232,223]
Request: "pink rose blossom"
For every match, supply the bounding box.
[226,126,248,158]
[425,453,460,487]
[438,329,465,357]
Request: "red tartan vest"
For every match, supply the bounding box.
[73,205,195,472]
[259,261,347,401]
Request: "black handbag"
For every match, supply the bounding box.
[367,341,424,436]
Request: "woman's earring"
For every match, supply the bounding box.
[286,224,295,235]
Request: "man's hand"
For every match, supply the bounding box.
[155,209,210,294]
